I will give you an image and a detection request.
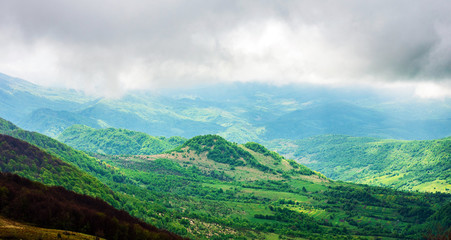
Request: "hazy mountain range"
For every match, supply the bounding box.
[1,72,451,142]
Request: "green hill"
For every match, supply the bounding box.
[267,135,451,193]
[58,124,186,155]
[0,172,184,240]
[0,134,116,204]
[155,134,321,181]
[0,117,191,236]
[0,117,125,186]
[95,134,451,239]
[2,117,450,239]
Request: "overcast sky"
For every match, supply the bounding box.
[1,0,451,98]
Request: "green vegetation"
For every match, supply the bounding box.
[0,134,116,204]
[0,173,183,240]
[91,134,450,239]
[3,72,451,143]
[58,124,186,155]
[1,117,450,239]
[267,135,451,193]
[180,135,253,166]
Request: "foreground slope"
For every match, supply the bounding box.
[0,134,116,203]
[0,172,184,240]
[0,117,125,193]
[267,135,451,193]
[0,216,102,240]
[0,117,190,237]
[58,124,186,155]
[95,134,451,239]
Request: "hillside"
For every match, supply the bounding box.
[0,172,184,240]
[141,134,321,182]
[0,117,192,236]
[267,135,451,193]
[0,216,102,240]
[2,117,450,238]
[58,124,186,155]
[0,117,125,190]
[94,134,451,239]
[0,134,116,203]
[2,72,451,141]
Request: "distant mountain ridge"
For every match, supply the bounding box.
[267,135,451,193]
[1,72,451,141]
[58,124,186,155]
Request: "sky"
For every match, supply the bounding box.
[1,0,451,98]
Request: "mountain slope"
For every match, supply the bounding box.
[0,216,101,240]
[267,135,451,193]
[58,124,186,155]
[151,134,321,181]
[2,72,451,141]
[0,172,184,240]
[0,134,116,203]
[264,102,387,139]
[0,117,122,185]
[20,108,105,137]
[95,134,451,239]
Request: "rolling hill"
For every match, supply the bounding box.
[0,172,184,240]
[1,116,450,238]
[2,72,451,141]
[0,117,126,190]
[93,134,451,239]
[267,135,451,193]
[0,134,116,203]
[58,124,186,155]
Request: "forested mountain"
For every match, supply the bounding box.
[0,134,116,202]
[58,124,186,155]
[1,72,451,141]
[0,117,126,195]
[92,134,450,239]
[0,172,184,240]
[267,135,451,193]
[1,115,450,238]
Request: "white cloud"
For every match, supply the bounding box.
[0,0,450,97]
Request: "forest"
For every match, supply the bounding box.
[0,118,450,239]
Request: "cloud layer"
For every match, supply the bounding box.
[1,0,451,97]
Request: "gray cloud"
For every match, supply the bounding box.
[0,0,450,97]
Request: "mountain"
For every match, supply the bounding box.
[267,135,451,193]
[0,134,116,203]
[92,134,451,239]
[0,172,184,240]
[0,117,124,191]
[1,116,450,238]
[21,108,104,137]
[0,117,191,236]
[57,124,186,155]
[2,72,451,141]
[264,102,387,139]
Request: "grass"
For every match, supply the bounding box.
[0,216,102,240]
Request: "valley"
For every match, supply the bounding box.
[1,117,450,239]
[2,2,451,239]
[0,75,450,239]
